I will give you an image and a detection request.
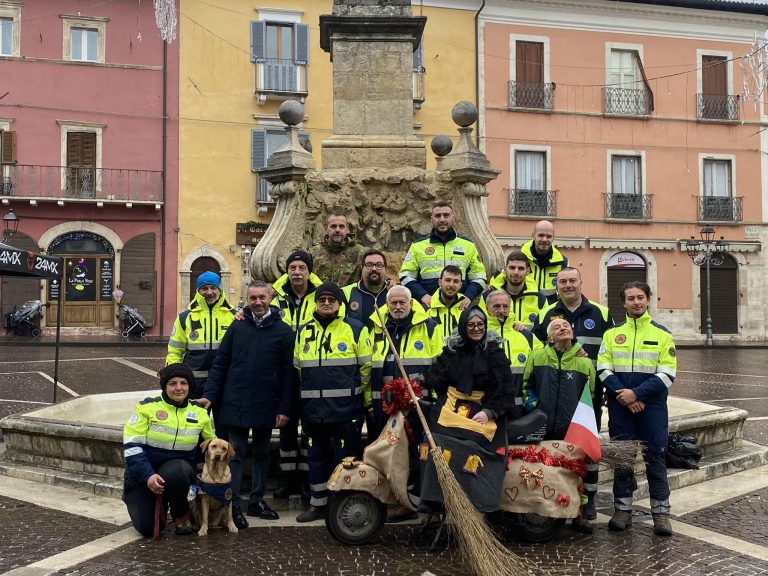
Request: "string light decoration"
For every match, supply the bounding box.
[741,31,768,109]
[154,0,177,43]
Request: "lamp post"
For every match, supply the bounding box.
[2,208,19,243]
[685,225,729,346]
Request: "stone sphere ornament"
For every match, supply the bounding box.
[279,100,304,127]
[452,101,478,128]
[431,135,453,157]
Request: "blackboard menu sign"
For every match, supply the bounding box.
[48,278,60,301]
[66,257,97,302]
[100,259,113,301]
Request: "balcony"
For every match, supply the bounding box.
[603,87,652,117]
[507,188,557,217]
[508,81,555,111]
[697,94,740,122]
[0,165,163,204]
[413,66,426,109]
[698,195,742,222]
[255,59,308,103]
[604,192,652,220]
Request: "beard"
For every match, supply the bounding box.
[390,309,409,320]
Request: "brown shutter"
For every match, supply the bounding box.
[66,132,96,167]
[1,131,16,164]
[702,56,727,95]
[516,41,543,83]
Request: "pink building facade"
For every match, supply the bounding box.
[480,0,768,341]
[0,0,179,335]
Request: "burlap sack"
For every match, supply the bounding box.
[327,459,395,504]
[362,411,414,510]
[499,441,584,519]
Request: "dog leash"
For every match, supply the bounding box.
[153,494,163,540]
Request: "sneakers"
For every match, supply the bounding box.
[583,496,597,521]
[232,506,249,530]
[247,500,279,520]
[296,505,327,523]
[608,509,633,531]
[386,505,419,524]
[653,514,673,536]
[570,517,594,534]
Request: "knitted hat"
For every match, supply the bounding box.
[286,250,313,272]
[196,271,221,290]
[158,363,196,390]
[315,281,346,305]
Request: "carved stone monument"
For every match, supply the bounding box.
[251,0,505,281]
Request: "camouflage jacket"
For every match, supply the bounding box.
[309,237,366,287]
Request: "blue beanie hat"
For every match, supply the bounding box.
[196,271,221,290]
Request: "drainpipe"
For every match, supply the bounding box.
[160,38,167,335]
[475,0,486,147]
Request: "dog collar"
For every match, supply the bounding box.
[199,481,233,506]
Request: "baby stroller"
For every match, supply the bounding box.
[118,303,148,338]
[7,300,43,337]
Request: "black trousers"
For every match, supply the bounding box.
[123,459,196,537]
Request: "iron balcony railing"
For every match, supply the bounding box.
[698,195,743,222]
[604,192,653,220]
[255,58,308,95]
[697,93,740,122]
[508,81,555,111]
[413,66,426,109]
[603,87,652,117]
[0,165,163,203]
[507,188,557,217]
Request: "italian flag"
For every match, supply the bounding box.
[564,385,602,463]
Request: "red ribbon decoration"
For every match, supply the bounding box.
[508,445,586,478]
[382,377,423,416]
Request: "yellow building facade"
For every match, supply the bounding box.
[176,0,479,307]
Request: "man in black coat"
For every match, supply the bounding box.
[200,280,295,529]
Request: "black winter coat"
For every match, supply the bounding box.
[204,306,296,429]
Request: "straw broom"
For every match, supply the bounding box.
[373,304,539,576]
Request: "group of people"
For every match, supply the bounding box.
[122,202,676,539]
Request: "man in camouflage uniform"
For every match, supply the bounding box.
[309,212,366,286]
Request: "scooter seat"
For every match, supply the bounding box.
[506,409,548,443]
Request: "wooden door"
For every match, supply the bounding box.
[699,254,738,334]
[607,268,647,324]
[62,256,114,326]
[66,132,97,198]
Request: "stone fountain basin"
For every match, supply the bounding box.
[0,390,150,479]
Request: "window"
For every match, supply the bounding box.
[251,127,310,204]
[413,40,425,107]
[697,51,737,121]
[604,45,653,116]
[701,157,740,221]
[58,121,104,195]
[251,16,309,97]
[71,28,98,62]
[608,154,648,219]
[0,5,20,58]
[509,35,552,110]
[510,149,554,216]
[62,16,107,64]
[611,156,641,196]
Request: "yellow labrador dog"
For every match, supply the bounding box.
[193,438,238,537]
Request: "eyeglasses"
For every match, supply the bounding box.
[466,322,485,331]
[363,263,385,270]
[316,296,338,304]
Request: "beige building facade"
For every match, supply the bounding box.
[480,0,768,341]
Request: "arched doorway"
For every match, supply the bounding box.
[700,253,738,334]
[607,251,647,324]
[189,257,221,303]
[0,232,40,328]
[48,232,115,327]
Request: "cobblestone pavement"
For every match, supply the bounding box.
[1,346,768,575]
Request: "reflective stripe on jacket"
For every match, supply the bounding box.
[480,272,547,329]
[399,229,487,301]
[123,394,215,483]
[271,272,324,332]
[533,296,613,363]
[426,288,464,345]
[166,292,236,378]
[294,315,372,424]
[597,312,676,404]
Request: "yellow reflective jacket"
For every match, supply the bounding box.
[520,240,568,297]
[426,288,465,344]
[480,272,547,329]
[271,272,324,331]
[294,314,372,424]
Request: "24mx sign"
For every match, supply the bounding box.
[34,256,59,275]
[0,250,22,266]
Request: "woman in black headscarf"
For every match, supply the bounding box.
[418,306,516,513]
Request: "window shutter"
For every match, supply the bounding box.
[1,131,17,164]
[295,24,309,65]
[251,128,267,172]
[67,132,82,166]
[413,40,424,71]
[251,21,265,63]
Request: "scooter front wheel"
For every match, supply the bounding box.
[325,490,387,545]
[510,513,565,543]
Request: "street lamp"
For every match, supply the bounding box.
[2,208,19,243]
[685,225,730,346]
